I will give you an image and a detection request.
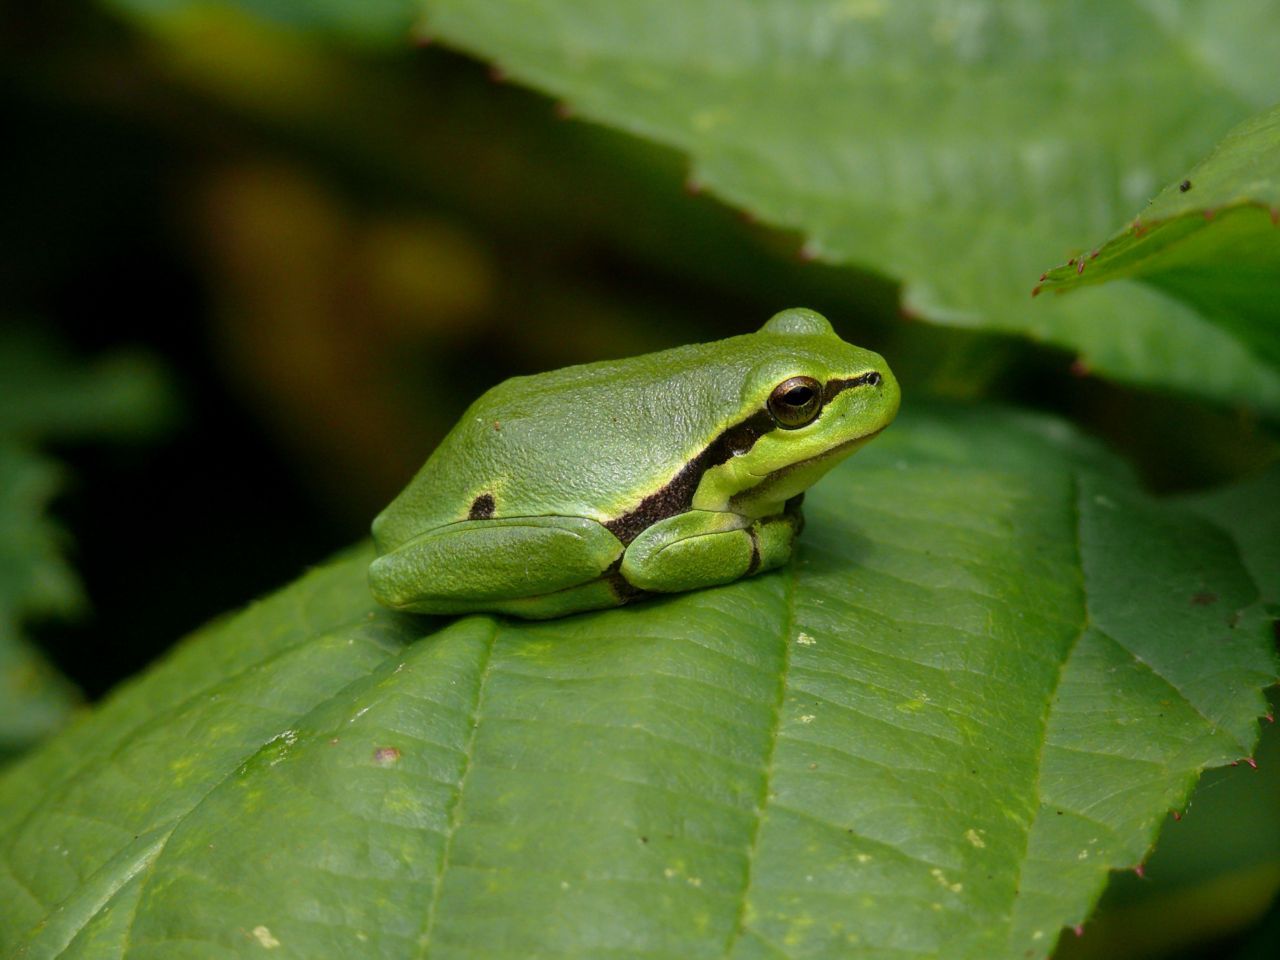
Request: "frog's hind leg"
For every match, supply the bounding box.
[619,509,800,594]
[369,515,624,615]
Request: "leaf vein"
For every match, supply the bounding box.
[415,618,500,959]
[720,565,796,956]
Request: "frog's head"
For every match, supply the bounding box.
[696,308,900,514]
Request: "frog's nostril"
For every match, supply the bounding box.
[867,371,883,386]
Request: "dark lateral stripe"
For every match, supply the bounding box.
[604,371,880,544]
[822,370,882,404]
[605,408,775,544]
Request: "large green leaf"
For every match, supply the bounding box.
[1,405,1272,959]
[105,0,1280,413]
[1038,103,1280,372]
[410,0,1280,413]
[98,2,1280,411]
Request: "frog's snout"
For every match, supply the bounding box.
[875,369,902,424]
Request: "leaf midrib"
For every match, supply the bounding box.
[1003,471,1089,953]
[721,560,797,956]
[415,618,499,960]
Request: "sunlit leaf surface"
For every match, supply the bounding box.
[102,0,1280,413]
[412,0,1280,414]
[1,406,1272,960]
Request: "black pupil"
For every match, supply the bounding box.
[784,386,814,407]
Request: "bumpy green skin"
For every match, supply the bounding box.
[369,309,900,618]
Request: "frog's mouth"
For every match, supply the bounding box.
[731,426,887,510]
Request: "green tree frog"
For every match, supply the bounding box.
[369,308,899,619]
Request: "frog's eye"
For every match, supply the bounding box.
[767,376,823,428]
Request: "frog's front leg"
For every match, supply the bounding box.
[370,515,624,615]
[620,509,800,594]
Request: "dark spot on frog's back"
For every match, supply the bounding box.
[469,493,495,520]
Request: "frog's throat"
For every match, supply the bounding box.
[602,373,882,545]
[728,427,885,514]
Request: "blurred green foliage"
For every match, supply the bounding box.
[0,328,171,761]
[0,442,83,763]
[0,1,1277,957]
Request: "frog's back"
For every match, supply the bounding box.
[372,338,760,550]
